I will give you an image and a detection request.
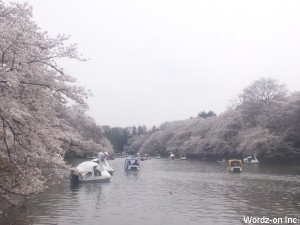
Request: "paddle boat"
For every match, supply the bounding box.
[169,152,175,159]
[227,159,243,173]
[124,156,140,171]
[70,153,111,182]
[141,153,151,161]
[180,154,186,160]
[91,152,114,175]
[144,154,151,160]
[244,154,259,164]
[217,159,226,163]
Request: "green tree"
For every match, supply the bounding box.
[197,110,216,119]
[132,125,137,135]
[103,126,131,153]
[137,125,147,135]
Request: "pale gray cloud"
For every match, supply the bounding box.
[5,0,300,127]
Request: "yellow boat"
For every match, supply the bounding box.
[227,159,243,173]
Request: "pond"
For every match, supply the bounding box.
[1,158,300,225]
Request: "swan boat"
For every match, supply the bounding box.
[243,154,259,164]
[70,152,111,182]
[70,161,111,182]
[91,152,114,175]
[169,152,175,159]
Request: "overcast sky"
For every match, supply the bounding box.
[5,0,300,127]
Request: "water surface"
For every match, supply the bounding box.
[1,158,300,225]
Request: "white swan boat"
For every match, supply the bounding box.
[70,152,111,182]
[169,152,175,159]
[244,154,259,164]
[70,161,111,182]
[91,152,114,175]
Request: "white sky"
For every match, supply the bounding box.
[5,0,300,127]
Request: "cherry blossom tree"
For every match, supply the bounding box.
[60,105,113,158]
[125,84,300,161]
[0,1,93,205]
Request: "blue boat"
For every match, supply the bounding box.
[124,156,140,171]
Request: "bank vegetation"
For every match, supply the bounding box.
[0,2,111,209]
[125,79,300,162]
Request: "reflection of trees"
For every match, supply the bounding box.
[0,181,105,225]
[0,183,69,225]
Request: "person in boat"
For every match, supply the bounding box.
[231,161,238,166]
[93,166,101,176]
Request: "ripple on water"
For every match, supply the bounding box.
[1,159,299,225]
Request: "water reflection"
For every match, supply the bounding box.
[1,159,299,225]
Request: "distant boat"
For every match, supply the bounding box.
[124,156,140,171]
[244,154,259,164]
[155,154,161,159]
[141,154,151,161]
[169,152,175,159]
[217,159,226,163]
[106,152,115,160]
[180,154,186,160]
[227,159,243,173]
